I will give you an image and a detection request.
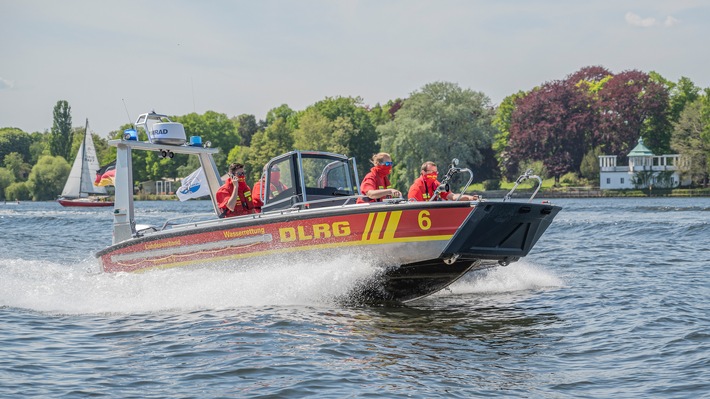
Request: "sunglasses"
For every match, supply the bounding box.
[381,161,393,166]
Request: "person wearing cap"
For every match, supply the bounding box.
[356,152,401,203]
[216,163,255,217]
[408,161,478,202]
[252,164,289,211]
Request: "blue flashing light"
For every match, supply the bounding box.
[123,129,138,141]
[190,136,203,146]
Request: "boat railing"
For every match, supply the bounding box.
[431,158,475,201]
[503,169,543,202]
[457,167,474,198]
[159,212,217,231]
[273,194,364,213]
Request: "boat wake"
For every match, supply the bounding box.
[0,255,382,314]
[447,261,565,296]
[0,256,564,314]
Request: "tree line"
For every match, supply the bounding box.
[1,65,709,201]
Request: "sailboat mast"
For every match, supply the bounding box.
[80,119,88,195]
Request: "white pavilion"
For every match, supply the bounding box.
[598,138,690,189]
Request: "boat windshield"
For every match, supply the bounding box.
[261,151,359,211]
[304,157,354,195]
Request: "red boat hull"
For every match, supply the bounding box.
[98,205,472,274]
[96,201,560,302]
[58,198,114,207]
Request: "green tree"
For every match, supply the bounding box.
[246,117,295,181]
[226,146,253,175]
[49,100,73,160]
[5,181,31,201]
[367,103,392,127]
[579,147,602,183]
[0,167,15,200]
[292,109,334,152]
[308,96,379,178]
[492,91,526,178]
[264,104,298,130]
[671,94,710,186]
[177,111,238,155]
[176,153,203,179]
[29,132,50,164]
[3,152,31,181]
[27,155,71,201]
[0,128,32,166]
[235,114,259,147]
[650,72,700,124]
[379,82,496,191]
[292,108,351,156]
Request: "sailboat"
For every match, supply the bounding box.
[57,119,114,207]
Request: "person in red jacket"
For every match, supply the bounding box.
[216,163,255,218]
[357,152,402,203]
[252,165,289,211]
[408,161,478,202]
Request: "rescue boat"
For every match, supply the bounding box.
[95,111,561,303]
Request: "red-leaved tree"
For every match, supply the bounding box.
[507,79,594,183]
[596,70,669,159]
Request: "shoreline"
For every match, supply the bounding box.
[4,188,709,204]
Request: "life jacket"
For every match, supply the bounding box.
[252,179,289,210]
[216,177,254,217]
[357,167,392,203]
[408,175,450,201]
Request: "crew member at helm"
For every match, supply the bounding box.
[356,152,401,203]
[216,163,255,217]
[408,161,478,202]
[252,165,289,212]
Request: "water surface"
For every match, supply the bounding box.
[1,198,708,398]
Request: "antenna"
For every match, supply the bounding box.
[122,98,134,127]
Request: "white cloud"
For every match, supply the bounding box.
[625,12,657,27]
[0,77,14,90]
[664,15,680,27]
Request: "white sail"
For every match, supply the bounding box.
[61,120,107,198]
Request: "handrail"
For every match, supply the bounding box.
[457,168,474,199]
[285,194,363,210]
[430,159,475,201]
[503,169,543,202]
[160,212,216,230]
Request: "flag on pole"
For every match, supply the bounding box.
[94,161,116,187]
[176,167,211,201]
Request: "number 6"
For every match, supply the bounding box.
[418,210,431,231]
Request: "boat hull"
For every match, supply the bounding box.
[96,201,560,302]
[58,198,114,207]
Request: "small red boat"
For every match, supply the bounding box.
[57,197,114,207]
[96,112,560,303]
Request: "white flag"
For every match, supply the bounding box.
[176,167,211,201]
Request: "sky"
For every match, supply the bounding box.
[1,0,709,136]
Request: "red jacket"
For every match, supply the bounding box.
[251,179,289,211]
[216,177,254,217]
[407,175,450,201]
[357,167,392,203]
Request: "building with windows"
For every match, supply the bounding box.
[599,138,690,189]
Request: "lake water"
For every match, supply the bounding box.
[1,198,708,398]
